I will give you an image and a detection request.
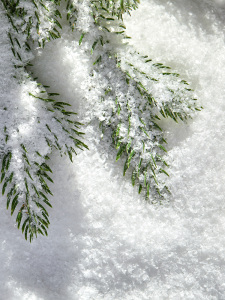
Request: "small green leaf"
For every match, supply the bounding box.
[153,122,162,131]
[93,56,102,65]
[42,172,54,183]
[36,202,48,216]
[138,184,142,194]
[131,170,137,186]
[42,199,52,208]
[32,184,39,197]
[146,183,150,198]
[137,158,142,177]
[25,168,33,180]
[127,149,135,168]
[22,218,29,233]
[123,150,135,175]
[158,145,167,152]
[116,123,121,136]
[41,224,48,236]
[159,169,169,177]
[1,172,5,183]
[24,178,29,194]
[126,141,131,153]
[11,193,19,215]
[16,211,22,229]
[71,129,85,136]
[140,127,149,137]
[151,154,157,167]
[48,92,60,96]
[79,33,85,45]
[116,144,126,161]
[91,40,98,54]
[1,153,9,173]
[2,180,8,195]
[54,18,62,29]
[144,171,147,187]
[53,101,71,107]
[37,215,49,228]
[42,211,50,223]
[68,151,73,162]
[41,163,52,173]
[37,228,44,236]
[24,225,29,240]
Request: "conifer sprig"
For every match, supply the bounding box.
[1,0,87,241]
[66,0,201,201]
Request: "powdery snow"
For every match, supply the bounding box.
[1,0,225,299]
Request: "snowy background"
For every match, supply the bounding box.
[1,0,225,299]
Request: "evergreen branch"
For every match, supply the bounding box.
[1,0,88,241]
[66,0,201,201]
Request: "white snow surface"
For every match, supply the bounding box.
[1,0,225,299]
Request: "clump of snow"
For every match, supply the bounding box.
[1,0,225,299]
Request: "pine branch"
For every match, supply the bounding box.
[1,0,88,241]
[66,0,201,201]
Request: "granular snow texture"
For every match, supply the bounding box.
[1,0,225,299]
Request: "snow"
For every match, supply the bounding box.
[1,0,225,299]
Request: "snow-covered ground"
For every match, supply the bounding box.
[1,0,225,299]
